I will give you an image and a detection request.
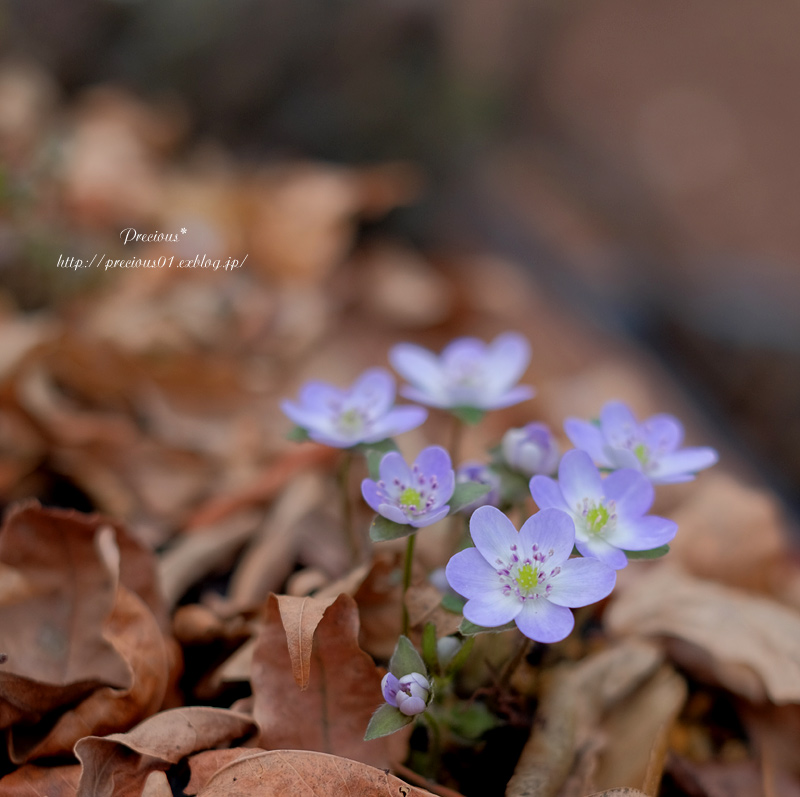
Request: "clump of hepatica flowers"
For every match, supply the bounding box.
[389,332,534,418]
[366,636,432,740]
[446,506,616,642]
[362,446,455,530]
[565,400,718,484]
[280,367,426,448]
[530,449,677,570]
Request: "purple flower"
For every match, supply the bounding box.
[389,332,534,411]
[455,461,501,513]
[501,422,560,477]
[564,400,718,484]
[281,367,427,448]
[362,446,455,527]
[530,450,677,570]
[381,672,430,716]
[445,505,616,643]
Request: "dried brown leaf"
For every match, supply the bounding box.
[0,764,80,796]
[185,749,265,795]
[251,592,406,768]
[0,504,130,727]
[10,585,170,762]
[74,706,257,797]
[196,749,437,796]
[607,562,800,703]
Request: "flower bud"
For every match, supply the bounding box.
[395,672,431,716]
[455,461,500,513]
[501,423,560,476]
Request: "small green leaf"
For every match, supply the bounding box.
[446,700,499,740]
[451,406,486,425]
[421,622,438,674]
[390,635,427,679]
[624,544,670,560]
[444,635,475,676]
[440,593,465,614]
[286,425,310,442]
[448,482,492,514]
[364,703,414,740]
[459,618,517,636]
[355,437,399,456]
[365,449,387,481]
[369,515,415,542]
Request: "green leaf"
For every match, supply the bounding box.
[451,406,486,425]
[459,618,517,636]
[365,449,387,481]
[286,425,310,442]
[421,622,438,674]
[364,703,414,740]
[444,635,475,676]
[448,482,492,514]
[355,437,398,457]
[389,635,427,679]
[624,544,670,560]
[440,593,465,614]
[369,515,415,542]
[446,700,499,740]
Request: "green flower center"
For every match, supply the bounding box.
[633,442,649,466]
[516,563,539,593]
[399,487,423,508]
[338,408,364,433]
[586,505,610,534]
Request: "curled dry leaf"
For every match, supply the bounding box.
[0,504,131,727]
[74,706,258,797]
[506,640,682,797]
[185,748,266,795]
[0,763,80,797]
[606,562,800,703]
[251,592,407,768]
[196,749,438,797]
[9,585,169,763]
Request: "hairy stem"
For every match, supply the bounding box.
[401,532,417,636]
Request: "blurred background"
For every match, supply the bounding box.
[0,0,798,512]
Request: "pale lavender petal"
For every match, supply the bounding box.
[600,401,639,448]
[440,337,486,367]
[463,591,521,628]
[350,367,396,416]
[514,599,574,643]
[479,384,536,410]
[398,696,426,716]
[361,479,382,513]
[298,380,343,411]
[547,558,616,607]
[413,445,452,483]
[558,450,604,507]
[640,414,684,454]
[605,515,677,550]
[366,405,427,441]
[564,418,610,466]
[648,447,719,483]
[381,672,400,706]
[398,385,451,409]
[575,536,629,570]
[378,503,411,525]
[518,508,575,566]
[602,469,654,518]
[446,547,505,599]
[389,343,445,396]
[411,504,450,527]
[306,429,355,448]
[484,332,531,393]
[280,399,329,431]
[469,506,520,566]
[529,475,570,512]
[604,445,642,471]
[378,451,413,494]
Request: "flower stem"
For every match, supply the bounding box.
[338,450,361,563]
[498,632,532,692]
[401,532,417,636]
[449,414,465,467]
[422,710,443,777]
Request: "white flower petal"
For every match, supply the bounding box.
[469,506,520,567]
[514,599,574,643]
[547,558,616,607]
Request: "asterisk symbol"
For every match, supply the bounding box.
[180,227,187,234]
